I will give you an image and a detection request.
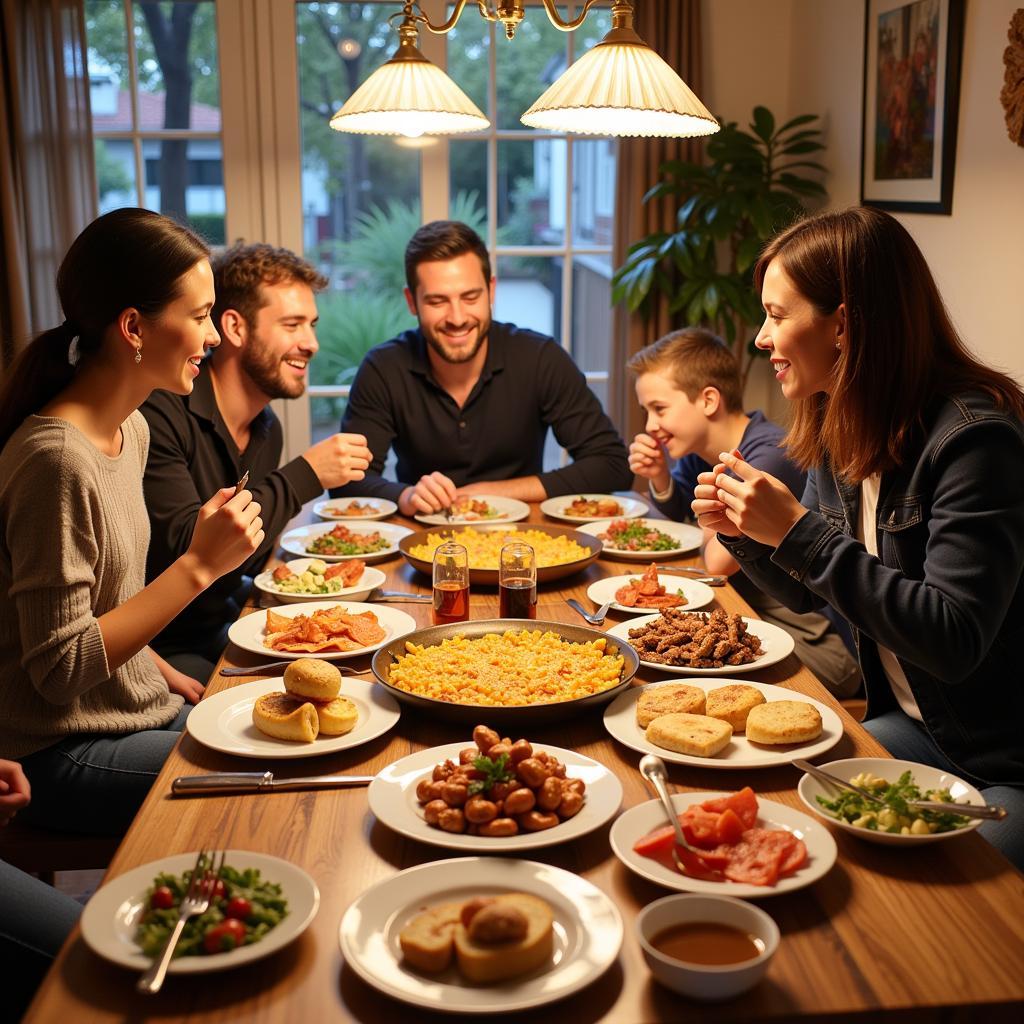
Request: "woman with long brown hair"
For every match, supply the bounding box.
[0,208,264,835]
[693,206,1024,867]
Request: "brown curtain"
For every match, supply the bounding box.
[609,0,704,440]
[0,0,96,371]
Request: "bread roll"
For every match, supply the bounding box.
[453,893,554,983]
[745,700,823,745]
[646,713,733,758]
[636,683,706,728]
[283,658,342,701]
[399,902,463,973]
[313,695,358,736]
[705,683,766,733]
[252,693,319,743]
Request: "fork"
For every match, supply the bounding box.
[567,598,613,625]
[220,661,373,676]
[137,849,226,994]
[639,755,725,880]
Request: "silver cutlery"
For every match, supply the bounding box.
[567,597,613,625]
[653,564,727,586]
[172,771,375,796]
[793,759,1007,820]
[365,587,432,603]
[233,469,249,496]
[639,755,724,879]
[137,849,225,993]
[219,661,373,677]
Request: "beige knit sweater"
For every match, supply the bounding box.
[0,412,182,758]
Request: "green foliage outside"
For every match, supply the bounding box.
[187,213,225,245]
[94,138,132,201]
[612,106,828,382]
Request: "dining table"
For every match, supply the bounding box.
[24,498,1024,1023]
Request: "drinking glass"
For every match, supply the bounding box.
[432,542,470,624]
[499,542,537,619]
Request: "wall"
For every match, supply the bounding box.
[701,0,1024,418]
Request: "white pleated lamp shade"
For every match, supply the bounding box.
[330,39,488,138]
[521,33,719,138]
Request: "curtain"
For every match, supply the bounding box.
[0,0,96,371]
[609,0,704,440]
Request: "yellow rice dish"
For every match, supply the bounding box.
[387,629,625,707]
[407,527,589,569]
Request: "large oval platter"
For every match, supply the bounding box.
[371,617,639,725]
[398,523,602,585]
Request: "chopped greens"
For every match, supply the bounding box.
[816,770,971,835]
[467,753,514,797]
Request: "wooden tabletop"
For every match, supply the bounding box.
[25,502,1024,1022]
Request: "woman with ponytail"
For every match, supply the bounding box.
[0,208,265,834]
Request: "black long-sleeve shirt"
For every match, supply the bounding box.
[333,322,632,501]
[141,365,323,654]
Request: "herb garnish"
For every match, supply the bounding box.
[467,753,514,797]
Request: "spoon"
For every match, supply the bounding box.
[567,598,613,625]
[638,754,724,879]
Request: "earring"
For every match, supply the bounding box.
[835,341,841,350]
[134,348,142,364]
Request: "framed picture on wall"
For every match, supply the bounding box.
[861,0,965,214]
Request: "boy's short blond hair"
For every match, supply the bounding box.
[627,328,743,413]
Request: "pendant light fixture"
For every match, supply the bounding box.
[329,1,717,140]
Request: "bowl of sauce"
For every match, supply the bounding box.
[636,894,779,1001]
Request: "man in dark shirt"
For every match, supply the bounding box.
[142,243,371,681]
[334,221,632,515]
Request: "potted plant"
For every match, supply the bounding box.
[612,106,827,384]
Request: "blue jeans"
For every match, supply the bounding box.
[1,857,82,1019]
[18,705,191,837]
[865,710,1024,871]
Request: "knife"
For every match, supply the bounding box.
[171,771,375,796]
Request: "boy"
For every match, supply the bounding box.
[628,328,860,698]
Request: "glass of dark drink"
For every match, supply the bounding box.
[432,542,470,624]
[499,542,537,619]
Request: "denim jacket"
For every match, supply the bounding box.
[720,391,1024,785]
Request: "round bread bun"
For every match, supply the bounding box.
[745,700,823,745]
[283,658,342,701]
[705,683,766,733]
[314,696,359,736]
[252,693,319,743]
[399,901,463,973]
[636,682,706,728]
[453,893,554,983]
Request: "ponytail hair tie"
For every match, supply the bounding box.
[63,320,82,366]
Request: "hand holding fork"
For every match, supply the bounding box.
[137,849,225,994]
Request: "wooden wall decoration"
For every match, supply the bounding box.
[1002,8,1024,147]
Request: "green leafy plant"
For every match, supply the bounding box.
[612,106,827,380]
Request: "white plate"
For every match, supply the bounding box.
[280,522,412,563]
[797,757,985,845]
[253,560,387,604]
[605,614,797,676]
[339,857,622,1014]
[603,680,843,769]
[540,493,649,524]
[227,600,416,661]
[314,497,398,521]
[413,495,530,526]
[368,742,622,851]
[586,573,715,615]
[185,677,400,759]
[610,793,837,898]
[81,850,319,972]
[575,518,703,559]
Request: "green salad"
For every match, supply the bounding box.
[135,862,288,958]
[598,518,681,552]
[307,532,389,556]
[816,770,971,835]
[273,559,342,595]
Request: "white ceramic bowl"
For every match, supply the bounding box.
[797,757,984,845]
[636,894,779,1001]
[252,560,386,604]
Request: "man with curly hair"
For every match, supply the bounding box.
[141,242,371,680]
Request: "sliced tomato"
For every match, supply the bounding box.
[779,838,808,877]
[713,807,745,846]
[632,822,678,858]
[723,828,797,886]
[680,807,721,848]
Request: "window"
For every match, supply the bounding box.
[295,1,617,454]
[85,0,225,243]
